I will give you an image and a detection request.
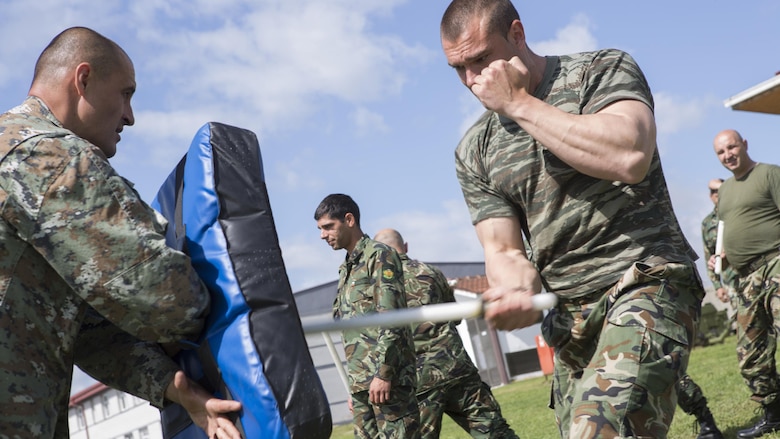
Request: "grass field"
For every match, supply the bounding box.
[329,335,780,438]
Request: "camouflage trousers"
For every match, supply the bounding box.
[542,261,704,438]
[734,255,780,405]
[676,374,710,418]
[416,371,518,438]
[351,385,421,439]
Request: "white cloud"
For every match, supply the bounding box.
[271,148,327,192]
[351,107,390,137]
[366,199,483,263]
[653,92,716,135]
[282,234,346,290]
[131,110,222,153]
[0,1,126,87]
[129,1,432,135]
[528,14,598,55]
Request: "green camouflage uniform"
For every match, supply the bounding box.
[701,207,739,299]
[400,254,517,439]
[676,374,711,420]
[0,97,211,438]
[335,235,419,438]
[455,49,704,438]
[719,163,780,405]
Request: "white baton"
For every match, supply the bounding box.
[300,293,558,334]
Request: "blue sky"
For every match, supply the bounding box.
[3,1,779,395]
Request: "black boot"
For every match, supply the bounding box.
[696,411,724,439]
[738,401,780,438]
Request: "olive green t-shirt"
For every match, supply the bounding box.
[718,163,780,270]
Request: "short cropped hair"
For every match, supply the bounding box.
[32,26,126,86]
[441,0,520,42]
[314,193,361,226]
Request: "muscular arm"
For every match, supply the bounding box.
[472,56,656,184]
[476,216,543,330]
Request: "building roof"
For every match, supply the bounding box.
[69,382,109,407]
[724,72,780,115]
[452,275,489,294]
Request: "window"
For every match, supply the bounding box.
[138,426,150,439]
[76,406,85,428]
[118,392,126,410]
[101,394,110,417]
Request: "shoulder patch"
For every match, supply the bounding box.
[382,269,395,280]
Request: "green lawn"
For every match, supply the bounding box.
[330,335,780,438]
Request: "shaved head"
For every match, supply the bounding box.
[707,178,723,192]
[441,0,519,42]
[373,228,407,255]
[28,26,136,158]
[31,26,129,88]
[712,128,754,179]
[713,129,744,145]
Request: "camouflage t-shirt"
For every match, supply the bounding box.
[718,163,780,270]
[400,255,478,392]
[701,207,738,289]
[335,235,416,393]
[455,49,696,298]
[0,97,210,437]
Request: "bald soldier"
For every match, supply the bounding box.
[710,129,780,438]
[0,27,241,438]
[374,228,517,439]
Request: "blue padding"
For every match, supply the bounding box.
[153,124,288,439]
[180,126,249,329]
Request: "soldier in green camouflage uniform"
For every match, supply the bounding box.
[711,129,780,438]
[374,228,518,439]
[441,1,705,437]
[701,178,740,305]
[676,374,723,439]
[314,195,420,438]
[0,27,242,439]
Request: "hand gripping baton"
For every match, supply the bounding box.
[714,220,724,275]
[300,292,558,334]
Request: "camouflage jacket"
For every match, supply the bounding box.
[701,207,738,290]
[456,49,697,298]
[335,235,416,393]
[400,255,478,392]
[0,97,210,437]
